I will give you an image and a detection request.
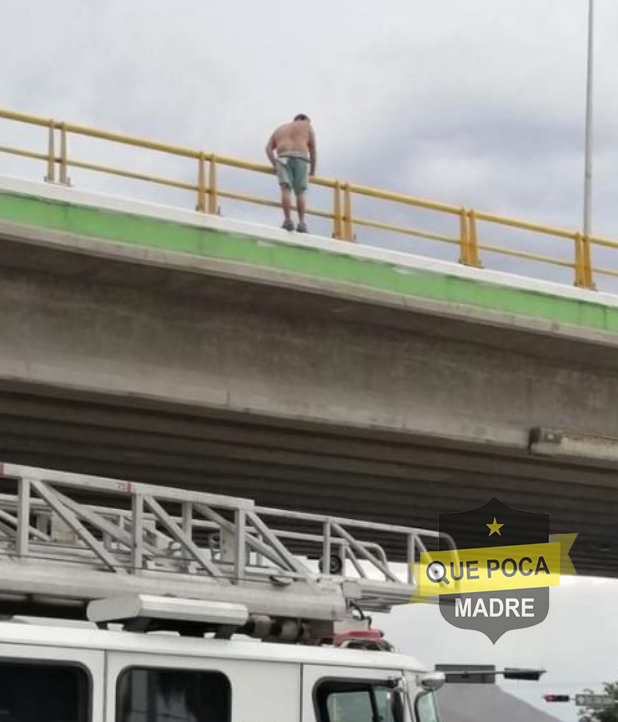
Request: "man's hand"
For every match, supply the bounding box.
[308,128,317,178]
[265,134,278,169]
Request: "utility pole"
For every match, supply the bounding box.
[583,0,595,236]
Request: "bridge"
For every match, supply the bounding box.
[0,109,617,577]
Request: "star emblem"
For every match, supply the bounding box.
[486,517,504,536]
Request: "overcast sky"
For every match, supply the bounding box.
[2,1,618,718]
[377,576,618,722]
[3,0,618,288]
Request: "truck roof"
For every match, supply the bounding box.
[0,620,426,672]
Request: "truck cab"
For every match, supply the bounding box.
[0,465,450,722]
[0,620,442,722]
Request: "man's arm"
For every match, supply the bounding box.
[265,133,278,169]
[308,127,317,176]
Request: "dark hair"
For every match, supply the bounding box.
[294,113,310,122]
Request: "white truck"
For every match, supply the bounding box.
[0,464,451,722]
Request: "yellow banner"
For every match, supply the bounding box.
[416,542,566,597]
[551,534,577,576]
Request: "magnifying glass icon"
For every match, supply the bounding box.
[427,560,450,585]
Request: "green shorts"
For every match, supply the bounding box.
[276,155,310,195]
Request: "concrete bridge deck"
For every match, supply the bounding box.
[0,176,617,575]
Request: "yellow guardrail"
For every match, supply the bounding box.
[0,107,616,290]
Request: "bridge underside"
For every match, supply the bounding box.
[0,383,616,576]
[0,181,617,577]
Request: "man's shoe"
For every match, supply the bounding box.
[282,220,294,231]
[296,222,308,233]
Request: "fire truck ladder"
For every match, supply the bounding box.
[0,464,455,638]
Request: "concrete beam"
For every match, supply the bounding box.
[0,181,617,576]
[1,249,618,457]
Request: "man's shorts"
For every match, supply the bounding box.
[276,154,310,195]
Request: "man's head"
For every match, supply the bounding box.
[294,113,310,123]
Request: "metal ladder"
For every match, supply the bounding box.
[0,464,455,626]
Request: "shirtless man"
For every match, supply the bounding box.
[266,114,317,233]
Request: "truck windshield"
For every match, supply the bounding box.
[316,680,403,722]
[414,692,440,722]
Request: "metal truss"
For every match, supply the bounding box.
[0,464,455,623]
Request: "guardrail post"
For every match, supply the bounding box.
[332,182,343,240]
[574,233,584,287]
[59,123,70,185]
[582,234,595,289]
[196,153,207,212]
[458,208,470,264]
[467,210,481,267]
[44,121,56,183]
[459,209,481,267]
[208,154,219,214]
[343,183,354,241]
[574,233,595,289]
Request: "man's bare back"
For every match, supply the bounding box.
[271,122,313,158]
[266,118,317,174]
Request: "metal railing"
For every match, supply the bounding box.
[0,107,616,290]
[0,464,457,618]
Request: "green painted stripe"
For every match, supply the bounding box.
[0,189,616,333]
